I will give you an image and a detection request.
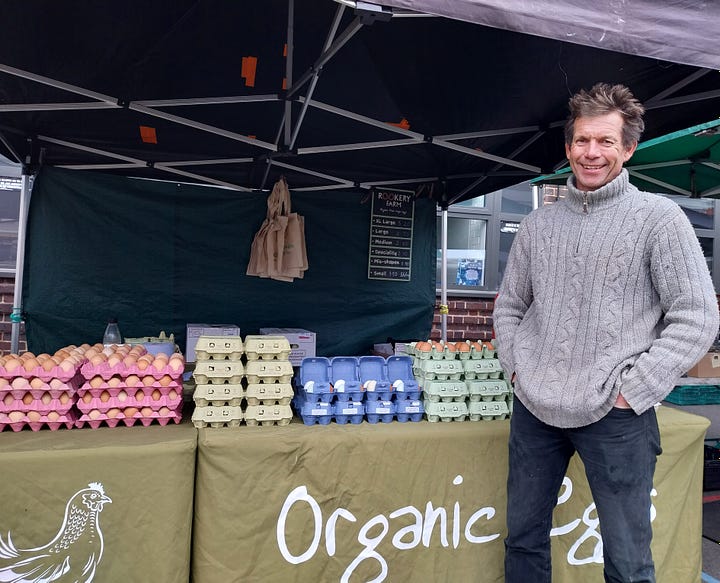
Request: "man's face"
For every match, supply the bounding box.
[565,111,637,192]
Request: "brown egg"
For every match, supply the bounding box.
[8,411,24,422]
[27,411,42,422]
[41,392,52,404]
[90,355,105,366]
[142,375,155,386]
[19,352,35,361]
[136,360,150,371]
[168,389,178,400]
[3,393,14,406]
[82,393,93,403]
[22,392,34,405]
[84,348,99,359]
[107,355,122,368]
[4,358,21,372]
[106,408,120,418]
[0,378,8,388]
[89,376,104,389]
[46,411,60,421]
[151,389,161,401]
[41,359,56,372]
[59,392,70,404]
[125,374,140,387]
[107,377,122,388]
[123,407,139,417]
[123,356,138,367]
[135,389,145,401]
[168,359,184,373]
[49,378,64,390]
[88,409,102,420]
[30,378,45,389]
[99,391,110,403]
[158,406,171,416]
[152,358,166,372]
[141,406,153,417]
[158,375,173,386]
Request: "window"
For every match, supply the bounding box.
[436,216,487,290]
[0,177,22,273]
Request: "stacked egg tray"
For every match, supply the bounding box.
[191,335,294,428]
[294,355,423,425]
[77,355,184,429]
[0,367,81,432]
[408,340,513,422]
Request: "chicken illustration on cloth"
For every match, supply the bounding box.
[0,482,111,583]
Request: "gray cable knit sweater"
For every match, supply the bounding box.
[494,169,719,428]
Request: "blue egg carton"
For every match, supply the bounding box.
[298,357,334,403]
[387,355,420,400]
[330,356,364,401]
[333,401,365,424]
[395,399,424,422]
[296,399,333,426]
[365,399,396,423]
[359,355,393,400]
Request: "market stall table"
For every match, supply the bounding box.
[192,405,707,583]
[0,420,197,583]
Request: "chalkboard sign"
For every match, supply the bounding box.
[368,189,414,281]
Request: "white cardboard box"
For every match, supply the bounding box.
[259,328,316,366]
[186,323,241,362]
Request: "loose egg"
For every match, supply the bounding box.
[27,411,42,422]
[151,389,161,401]
[47,411,60,421]
[22,392,34,405]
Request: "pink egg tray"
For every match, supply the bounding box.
[76,385,182,414]
[1,393,75,416]
[79,378,183,391]
[80,361,184,381]
[0,409,78,432]
[75,402,183,429]
[0,365,83,383]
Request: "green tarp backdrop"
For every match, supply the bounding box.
[22,167,436,355]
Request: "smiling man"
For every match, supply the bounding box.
[494,83,719,583]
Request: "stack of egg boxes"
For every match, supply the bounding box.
[411,340,512,422]
[0,355,81,432]
[77,349,185,428]
[294,355,422,425]
[191,335,294,428]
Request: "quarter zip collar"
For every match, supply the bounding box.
[564,169,634,215]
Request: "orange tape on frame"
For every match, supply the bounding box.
[241,56,258,87]
[139,126,158,144]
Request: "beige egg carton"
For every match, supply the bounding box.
[193,383,245,407]
[244,404,293,426]
[244,335,291,361]
[194,336,244,361]
[193,360,245,384]
[191,405,243,428]
[245,383,293,405]
[245,360,294,384]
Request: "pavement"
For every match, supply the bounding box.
[704,490,720,582]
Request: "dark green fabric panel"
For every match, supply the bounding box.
[23,167,436,356]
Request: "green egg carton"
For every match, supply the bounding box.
[244,404,293,426]
[194,336,244,361]
[424,399,468,422]
[423,380,469,402]
[193,383,245,407]
[193,360,245,384]
[468,400,510,421]
[415,358,464,381]
[245,383,294,405]
[466,379,510,402]
[245,359,294,384]
[244,335,292,361]
[191,405,243,428]
[463,358,503,379]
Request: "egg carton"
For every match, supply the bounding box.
[244,404,293,426]
[192,360,245,384]
[468,399,510,421]
[80,376,182,391]
[245,360,294,384]
[244,335,291,361]
[77,387,182,414]
[365,399,396,424]
[386,356,420,400]
[453,343,473,360]
[192,405,243,428]
[1,385,77,403]
[296,399,333,425]
[296,384,334,404]
[333,401,364,424]
[470,341,497,360]
[467,379,511,402]
[331,356,362,399]
[360,380,391,401]
[423,380,469,403]
[0,363,83,382]
[80,360,185,381]
[1,395,75,416]
[462,358,503,380]
[395,399,424,422]
[0,409,78,432]
[194,336,244,361]
[424,399,468,422]
[245,383,293,406]
[78,384,180,400]
[413,359,464,381]
[77,403,183,429]
[193,383,245,407]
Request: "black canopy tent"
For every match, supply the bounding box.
[1,0,720,351]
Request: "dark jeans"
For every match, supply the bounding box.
[505,398,662,583]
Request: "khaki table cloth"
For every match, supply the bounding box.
[193,406,707,583]
[0,420,197,583]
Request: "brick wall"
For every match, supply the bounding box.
[430,296,495,342]
[0,277,26,354]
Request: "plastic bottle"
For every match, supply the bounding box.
[103,318,122,346]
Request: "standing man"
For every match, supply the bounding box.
[494,83,719,583]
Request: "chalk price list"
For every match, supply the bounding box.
[368,191,414,281]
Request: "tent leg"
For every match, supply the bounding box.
[440,206,448,343]
[11,171,32,354]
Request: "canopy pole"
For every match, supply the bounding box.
[440,204,448,343]
[11,170,32,354]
